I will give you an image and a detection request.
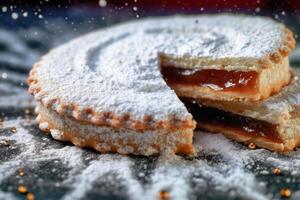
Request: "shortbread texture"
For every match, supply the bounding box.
[28,14,296,155]
[29,14,294,128]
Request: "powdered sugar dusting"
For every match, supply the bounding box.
[2,116,300,199]
[36,14,285,121]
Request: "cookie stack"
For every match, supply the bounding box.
[160,16,297,152]
[29,15,297,156]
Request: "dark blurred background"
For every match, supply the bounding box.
[0,0,299,71]
[1,2,300,200]
[1,0,300,30]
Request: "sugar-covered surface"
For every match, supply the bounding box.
[37,15,286,121]
[3,118,300,200]
[1,12,300,200]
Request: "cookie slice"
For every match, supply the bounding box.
[159,15,295,101]
[183,68,300,151]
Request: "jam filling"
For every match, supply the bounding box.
[181,99,282,143]
[161,65,258,94]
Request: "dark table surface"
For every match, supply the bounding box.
[1,8,300,200]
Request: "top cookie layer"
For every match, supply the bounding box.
[29,14,294,130]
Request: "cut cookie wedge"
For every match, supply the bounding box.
[28,14,295,156]
[182,68,300,151]
[159,16,295,101]
[161,56,291,101]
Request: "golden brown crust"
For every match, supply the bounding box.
[35,102,195,156]
[28,61,196,132]
[257,57,291,100]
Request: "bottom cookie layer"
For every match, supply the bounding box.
[181,98,300,152]
[35,102,195,156]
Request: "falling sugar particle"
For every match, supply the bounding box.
[11,12,19,20]
[98,0,107,7]
[2,6,7,12]
[38,14,43,19]
[255,7,261,13]
[281,11,286,16]
[2,73,7,79]
[23,12,28,17]
[133,6,138,11]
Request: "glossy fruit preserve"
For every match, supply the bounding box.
[181,99,282,143]
[161,66,258,93]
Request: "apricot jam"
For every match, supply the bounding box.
[181,99,282,143]
[161,66,258,94]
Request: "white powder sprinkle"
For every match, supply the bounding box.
[22,12,28,17]
[2,118,300,199]
[98,0,107,7]
[1,72,7,79]
[39,122,49,131]
[1,6,7,13]
[11,12,18,20]
[50,129,64,140]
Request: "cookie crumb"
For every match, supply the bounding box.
[11,127,17,133]
[18,185,27,194]
[1,139,10,146]
[18,168,25,176]
[0,118,3,128]
[280,188,291,198]
[248,143,256,149]
[26,192,35,200]
[272,167,281,176]
[158,190,170,200]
